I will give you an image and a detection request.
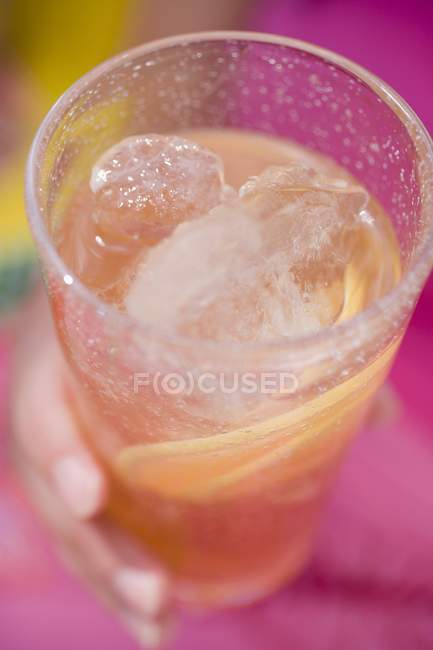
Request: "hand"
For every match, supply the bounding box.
[8,287,400,650]
[10,289,172,648]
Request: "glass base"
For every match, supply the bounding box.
[174,542,311,611]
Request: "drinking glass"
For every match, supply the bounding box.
[25,32,433,608]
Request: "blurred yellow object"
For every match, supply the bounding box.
[5,0,137,103]
[0,157,35,314]
[1,160,33,249]
[0,0,138,313]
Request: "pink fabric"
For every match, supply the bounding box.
[1,2,433,648]
[249,0,433,135]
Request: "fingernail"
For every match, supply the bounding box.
[52,454,103,519]
[124,615,166,649]
[115,568,169,619]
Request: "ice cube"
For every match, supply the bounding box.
[240,164,368,267]
[125,200,264,334]
[240,164,370,325]
[125,164,369,343]
[90,134,231,242]
[125,198,325,342]
[193,250,324,342]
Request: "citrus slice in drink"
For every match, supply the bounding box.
[115,339,398,502]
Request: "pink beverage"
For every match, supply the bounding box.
[26,34,433,608]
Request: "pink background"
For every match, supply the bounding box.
[1,1,433,648]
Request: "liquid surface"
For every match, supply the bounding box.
[57,129,400,339]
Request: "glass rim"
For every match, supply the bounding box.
[25,30,433,355]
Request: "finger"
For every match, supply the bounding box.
[12,338,106,519]
[121,611,175,649]
[16,448,172,627]
[113,567,171,621]
[55,518,172,626]
[83,517,172,621]
[60,524,172,625]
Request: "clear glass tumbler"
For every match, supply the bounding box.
[25,32,433,608]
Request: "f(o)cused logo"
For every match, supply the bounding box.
[159,372,189,395]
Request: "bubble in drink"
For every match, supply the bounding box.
[90,134,230,242]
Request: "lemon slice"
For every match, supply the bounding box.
[116,338,399,502]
